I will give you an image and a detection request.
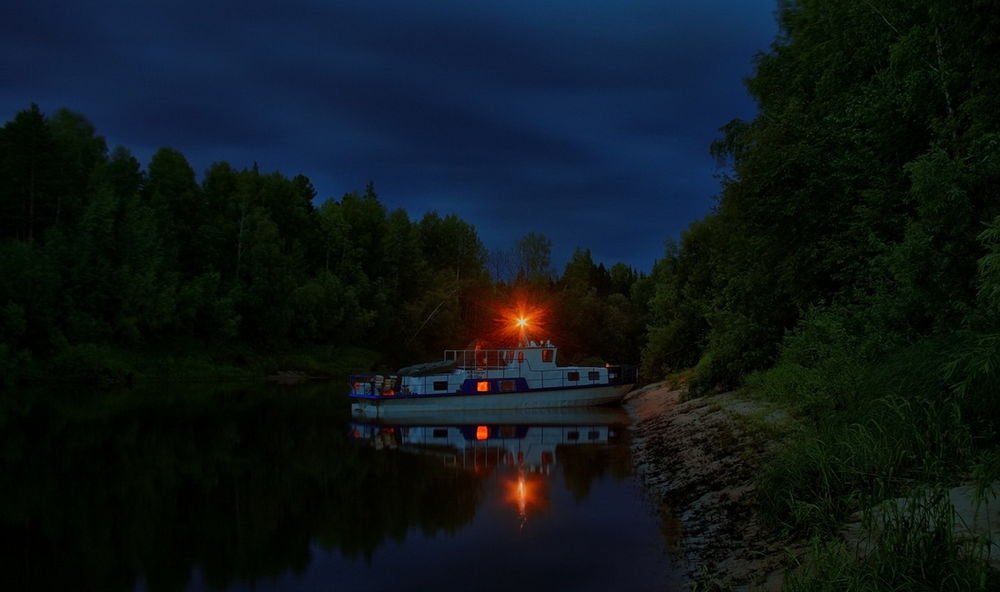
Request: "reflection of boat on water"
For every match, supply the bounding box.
[349,406,628,471]
[349,341,636,420]
[350,406,632,528]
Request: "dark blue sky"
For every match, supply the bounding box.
[1,0,778,272]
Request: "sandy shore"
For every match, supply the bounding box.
[623,381,798,589]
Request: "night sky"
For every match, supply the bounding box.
[2,0,777,272]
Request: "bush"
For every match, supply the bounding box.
[0,344,32,387]
[785,488,998,591]
[49,343,136,387]
[753,305,975,535]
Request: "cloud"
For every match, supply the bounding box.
[0,0,777,271]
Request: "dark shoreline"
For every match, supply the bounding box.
[624,382,798,589]
[625,382,1000,589]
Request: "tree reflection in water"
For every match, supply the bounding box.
[0,384,484,591]
[0,387,645,591]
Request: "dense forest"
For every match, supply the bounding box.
[2,0,1000,586]
[638,1,999,587]
[642,0,999,393]
[0,107,648,384]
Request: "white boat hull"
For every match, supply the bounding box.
[351,405,629,426]
[351,383,632,420]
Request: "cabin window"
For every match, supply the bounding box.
[567,431,580,441]
[433,428,448,438]
[542,349,554,362]
[517,351,525,363]
[588,430,601,441]
[500,426,516,438]
[566,371,580,381]
[433,380,448,391]
[588,371,600,381]
[477,380,490,392]
[500,380,516,392]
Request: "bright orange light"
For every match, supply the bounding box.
[477,380,490,392]
[503,470,547,528]
[492,292,552,345]
[476,425,489,440]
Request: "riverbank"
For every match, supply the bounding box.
[625,381,798,588]
[0,342,379,389]
[626,381,1000,589]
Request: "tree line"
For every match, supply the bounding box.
[642,0,999,397]
[0,108,647,382]
[635,1,998,585]
[5,0,997,407]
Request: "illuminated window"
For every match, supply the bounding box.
[542,349,554,362]
[500,380,515,392]
[476,425,489,440]
[477,381,490,392]
[433,381,448,391]
[588,371,600,381]
[567,371,579,381]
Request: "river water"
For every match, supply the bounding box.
[0,383,683,591]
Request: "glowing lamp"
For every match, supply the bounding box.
[476,425,489,440]
[516,317,528,328]
[477,380,490,392]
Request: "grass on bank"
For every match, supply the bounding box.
[786,486,996,591]
[736,307,1000,589]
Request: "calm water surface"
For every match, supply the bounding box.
[1,383,682,591]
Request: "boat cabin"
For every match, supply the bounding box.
[349,341,631,399]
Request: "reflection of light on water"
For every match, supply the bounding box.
[505,469,541,530]
[516,475,527,525]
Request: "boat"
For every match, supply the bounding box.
[349,341,636,419]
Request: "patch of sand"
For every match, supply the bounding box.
[625,382,798,589]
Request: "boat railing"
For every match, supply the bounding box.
[444,348,524,370]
